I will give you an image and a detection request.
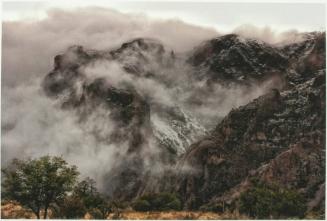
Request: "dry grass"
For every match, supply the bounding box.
[104,211,249,220]
[2,202,250,219]
[1,201,36,219]
[107,211,220,220]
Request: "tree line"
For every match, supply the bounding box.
[1,156,182,219]
[2,155,308,219]
[1,156,125,219]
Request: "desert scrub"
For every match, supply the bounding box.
[239,182,306,219]
[133,192,182,211]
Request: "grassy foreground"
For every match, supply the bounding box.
[103,211,248,219]
[1,201,249,219]
[1,201,322,219]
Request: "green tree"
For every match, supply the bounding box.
[133,192,182,211]
[2,156,79,219]
[239,182,306,219]
[54,195,87,219]
[88,198,115,219]
[72,177,116,219]
[72,177,103,210]
[54,178,112,219]
[133,199,151,212]
[97,200,121,219]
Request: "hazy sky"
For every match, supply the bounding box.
[2,0,326,32]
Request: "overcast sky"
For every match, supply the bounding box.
[2,0,326,32]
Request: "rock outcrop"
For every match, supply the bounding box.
[42,38,205,200]
[175,33,325,215]
[188,34,288,84]
[42,32,325,215]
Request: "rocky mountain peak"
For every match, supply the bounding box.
[40,33,325,215]
[188,34,288,84]
[115,38,165,54]
[175,33,325,213]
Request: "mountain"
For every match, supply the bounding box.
[42,32,325,217]
[176,70,325,208]
[282,32,326,85]
[175,32,325,216]
[42,38,205,200]
[188,34,288,84]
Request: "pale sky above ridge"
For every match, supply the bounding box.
[2,1,326,32]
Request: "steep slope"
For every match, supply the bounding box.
[283,32,326,85]
[41,32,325,211]
[42,38,205,199]
[175,33,325,213]
[200,70,325,212]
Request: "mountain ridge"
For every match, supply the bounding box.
[41,32,325,215]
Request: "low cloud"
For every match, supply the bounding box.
[2,6,310,190]
[2,7,218,87]
[233,24,305,45]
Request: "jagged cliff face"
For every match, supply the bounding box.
[176,32,325,213]
[42,32,325,210]
[43,44,153,200]
[188,34,288,84]
[42,38,206,200]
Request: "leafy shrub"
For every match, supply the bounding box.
[55,196,87,219]
[133,192,182,211]
[70,178,119,219]
[133,200,151,212]
[239,182,306,219]
[165,198,182,211]
[72,178,103,209]
[89,208,103,219]
[200,202,225,213]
